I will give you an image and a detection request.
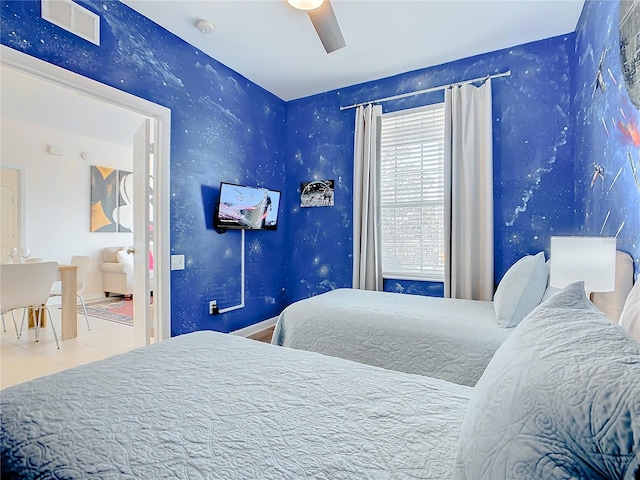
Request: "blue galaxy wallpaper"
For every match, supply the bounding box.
[283,34,577,303]
[574,1,640,280]
[1,0,638,334]
[1,0,287,335]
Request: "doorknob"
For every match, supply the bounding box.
[126,247,135,254]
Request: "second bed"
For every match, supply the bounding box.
[272,288,511,386]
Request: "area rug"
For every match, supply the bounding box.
[81,297,133,326]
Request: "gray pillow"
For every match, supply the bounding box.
[454,282,640,480]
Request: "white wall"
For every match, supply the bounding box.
[1,117,134,299]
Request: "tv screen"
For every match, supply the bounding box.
[214,182,281,231]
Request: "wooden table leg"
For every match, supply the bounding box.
[59,265,78,340]
[27,306,47,328]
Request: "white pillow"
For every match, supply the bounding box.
[540,259,561,302]
[494,251,548,328]
[116,249,133,266]
[619,281,640,342]
[541,285,562,303]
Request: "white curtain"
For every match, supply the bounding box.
[444,79,494,301]
[352,104,383,291]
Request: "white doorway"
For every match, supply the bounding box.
[0,46,171,344]
[0,168,20,263]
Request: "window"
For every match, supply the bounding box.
[380,103,445,281]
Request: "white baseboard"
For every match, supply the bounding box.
[231,316,278,337]
[47,293,114,307]
[84,293,107,302]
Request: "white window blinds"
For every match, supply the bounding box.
[380,103,445,281]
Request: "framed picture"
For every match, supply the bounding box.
[90,165,133,232]
[300,180,334,207]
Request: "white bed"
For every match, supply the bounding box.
[273,288,511,386]
[1,330,471,479]
[2,283,638,479]
[273,251,635,387]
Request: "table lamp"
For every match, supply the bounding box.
[549,236,616,297]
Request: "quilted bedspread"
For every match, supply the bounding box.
[272,289,512,386]
[1,330,471,479]
[454,282,640,479]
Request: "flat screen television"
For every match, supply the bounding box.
[214,182,281,232]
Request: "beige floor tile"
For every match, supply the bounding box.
[0,312,144,390]
[1,351,69,388]
[0,339,23,353]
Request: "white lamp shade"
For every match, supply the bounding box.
[287,0,324,10]
[549,236,616,292]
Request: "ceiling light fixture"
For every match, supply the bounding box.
[286,0,324,11]
[195,19,214,34]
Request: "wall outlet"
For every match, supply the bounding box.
[170,254,185,271]
[209,300,219,315]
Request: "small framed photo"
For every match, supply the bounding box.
[300,180,334,208]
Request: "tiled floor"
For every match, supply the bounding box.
[1,306,143,390]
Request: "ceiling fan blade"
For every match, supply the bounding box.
[307,0,346,53]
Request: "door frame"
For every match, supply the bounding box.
[0,45,171,341]
[0,167,23,261]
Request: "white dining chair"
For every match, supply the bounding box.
[0,262,61,348]
[49,255,91,331]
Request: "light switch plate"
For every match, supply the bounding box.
[170,254,185,270]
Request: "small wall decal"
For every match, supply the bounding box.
[590,163,605,188]
[593,45,610,98]
[300,180,334,207]
[629,151,640,190]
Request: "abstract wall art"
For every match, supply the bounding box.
[116,170,133,233]
[90,165,132,233]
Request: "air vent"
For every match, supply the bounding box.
[41,0,100,46]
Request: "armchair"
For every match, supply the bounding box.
[100,247,133,297]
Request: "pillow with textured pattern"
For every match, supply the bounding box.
[454,282,640,480]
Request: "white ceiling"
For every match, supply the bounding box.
[1,66,146,145]
[0,1,585,144]
[121,0,586,101]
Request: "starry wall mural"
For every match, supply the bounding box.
[1,0,637,334]
[574,0,640,281]
[1,0,288,335]
[283,35,577,303]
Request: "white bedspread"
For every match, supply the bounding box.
[1,330,471,479]
[273,288,513,386]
